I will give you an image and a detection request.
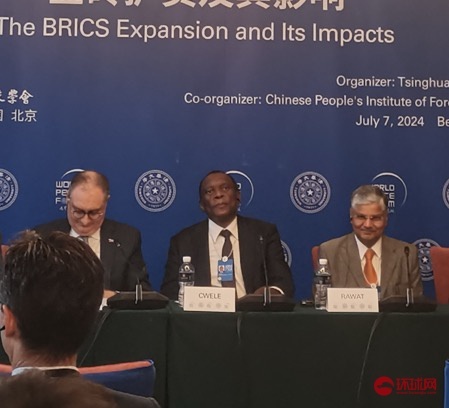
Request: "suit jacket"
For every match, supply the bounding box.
[33,218,152,292]
[319,233,423,300]
[161,215,294,299]
[42,368,160,408]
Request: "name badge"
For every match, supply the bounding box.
[217,258,234,282]
[327,288,379,313]
[184,286,236,312]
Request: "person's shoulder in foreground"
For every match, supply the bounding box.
[108,388,161,408]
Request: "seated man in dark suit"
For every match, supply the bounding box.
[34,170,151,297]
[319,185,423,299]
[0,230,160,408]
[161,170,294,300]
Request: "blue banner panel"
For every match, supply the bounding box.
[1,0,449,298]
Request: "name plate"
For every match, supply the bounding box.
[327,288,379,313]
[184,286,236,312]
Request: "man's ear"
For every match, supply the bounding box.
[3,305,17,337]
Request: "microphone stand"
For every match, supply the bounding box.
[260,235,271,307]
[404,246,414,307]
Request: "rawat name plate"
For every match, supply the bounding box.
[327,288,379,313]
[184,286,236,312]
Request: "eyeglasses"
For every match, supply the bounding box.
[70,208,104,220]
[351,214,385,224]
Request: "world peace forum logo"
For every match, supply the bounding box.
[371,172,407,213]
[226,170,254,210]
[0,169,19,211]
[413,238,440,282]
[54,168,84,212]
[135,170,176,212]
[290,171,330,214]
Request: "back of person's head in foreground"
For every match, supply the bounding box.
[0,369,117,408]
[0,230,104,365]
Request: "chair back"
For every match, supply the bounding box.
[79,360,156,397]
[430,246,449,304]
[311,246,320,272]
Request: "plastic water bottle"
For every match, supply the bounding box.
[178,256,195,307]
[314,258,331,310]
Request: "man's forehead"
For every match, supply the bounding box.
[352,203,384,214]
[70,184,107,202]
[202,174,233,188]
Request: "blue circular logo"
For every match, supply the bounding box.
[442,178,449,209]
[135,170,176,212]
[226,170,254,210]
[290,171,330,214]
[0,169,19,211]
[55,168,84,211]
[413,238,439,282]
[371,172,407,214]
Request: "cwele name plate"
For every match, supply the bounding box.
[327,288,379,313]
[183,286,236,312]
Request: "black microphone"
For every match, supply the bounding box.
[107,237,143,303]
[404,246,414,307]
[259,235,271,307]
[106,238,168,310]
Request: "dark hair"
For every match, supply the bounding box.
[68,170,110,199]
[198,170,239,200]
[0,370,117,408]
[0,231,104,362]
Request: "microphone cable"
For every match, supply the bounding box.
[356,312,386,407]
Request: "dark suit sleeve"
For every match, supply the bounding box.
[160,235,181,300]
[264,224,295,298]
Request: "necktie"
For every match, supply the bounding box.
[79,236,89,245]
[364,248,377,286]
[220,229,233,260]
[220,229,235,287]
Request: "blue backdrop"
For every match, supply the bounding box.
[1,0,449,299]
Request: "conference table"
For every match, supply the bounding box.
[1,302,448,408]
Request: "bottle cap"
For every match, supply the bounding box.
[182,256,191,263]
[318,258,328,265]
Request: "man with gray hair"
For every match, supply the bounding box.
[319,185,422,300]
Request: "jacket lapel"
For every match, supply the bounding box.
[344,234,368,288]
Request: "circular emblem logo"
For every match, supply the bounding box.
[374,376,394,396]
[0,169,19,211]
[55,168,84,212]
[135,170,176,212]
[413,238,440,282]
[290,172,330,214]
[281,240,292,267]
[442,178,449,209]
[226,170,254,210]
[371,172,407,214]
